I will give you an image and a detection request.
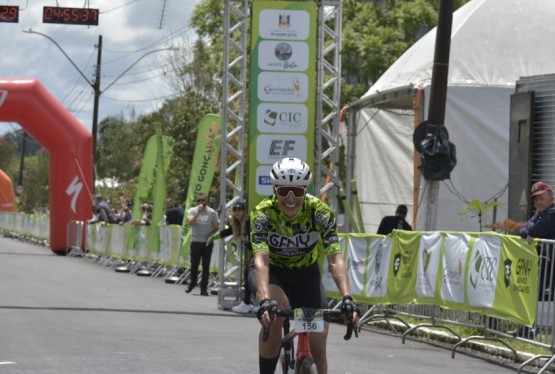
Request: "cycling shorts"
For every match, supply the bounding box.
[248,262,327,309]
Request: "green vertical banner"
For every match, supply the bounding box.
[179,114,221,264]
[128,131,173,251]
[148,124,170,254]
[248,0,317,209]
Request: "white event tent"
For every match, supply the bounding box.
[349,0,555,233]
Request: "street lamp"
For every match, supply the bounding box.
[23,29,177,183]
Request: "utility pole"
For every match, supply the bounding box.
[23,29,177,188]
[422,0,455,230]
[17,131,28,195]
[92,35,102,179]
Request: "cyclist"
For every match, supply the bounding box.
[249,157,359,374]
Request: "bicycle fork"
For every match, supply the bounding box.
[282,317,296,371]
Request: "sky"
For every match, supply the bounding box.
[0,0,202,135]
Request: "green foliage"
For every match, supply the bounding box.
[341,0,461,104]
[0,136,18,179]
[458,199,504,232]
[19,150,49,213]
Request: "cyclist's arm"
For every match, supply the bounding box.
[327,252,360,327]
[253,250,271,301]
[253,250,274,327]
[327,252,351,297]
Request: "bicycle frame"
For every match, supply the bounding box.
[268,307,355,374]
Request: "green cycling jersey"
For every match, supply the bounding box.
[250,194,341,270]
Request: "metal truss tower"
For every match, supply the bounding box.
[218,0,343,308]
[315,0,343,212]
[218,0,249,310]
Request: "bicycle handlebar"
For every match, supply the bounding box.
[261,307,358,342]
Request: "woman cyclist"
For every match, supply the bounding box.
[249,157,359,374]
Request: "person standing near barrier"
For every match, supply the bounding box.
[520,182,555,244]
[520,181,555,302]
[249,157,359,374]
[207,201,254,313]
[376,204,412,235]
[186,192,220,296]
[164,198,185,225]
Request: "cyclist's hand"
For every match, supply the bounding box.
[257,298,278,327]
[341,295,360,328]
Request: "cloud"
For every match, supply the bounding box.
[0,0,201,135]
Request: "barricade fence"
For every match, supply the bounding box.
[1,212,554,371]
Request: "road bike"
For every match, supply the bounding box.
[263,307,357,374]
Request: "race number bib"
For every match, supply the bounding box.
[293,308,324,333]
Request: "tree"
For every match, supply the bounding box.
[96,115,145,183]
[0,136,18,177]
[18,150,49,213]
[341,0,469,103]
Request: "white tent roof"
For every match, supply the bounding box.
[365,0,555,98]
[353,0,555,233]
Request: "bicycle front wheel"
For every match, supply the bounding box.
[295,356,318,374]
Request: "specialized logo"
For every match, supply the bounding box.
[0,90,8,108]
[65,175,83,214]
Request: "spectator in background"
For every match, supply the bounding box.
[377,204,412,235]
[186,193,220,296]
[512,181,555,338]
[207,201,253,313]
[89,195,116,224]
[520,181,555,300]
[520,181,555,243]
[164,198,184,225]
[129,203,153,226]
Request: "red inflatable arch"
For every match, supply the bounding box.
[0,79,93,254]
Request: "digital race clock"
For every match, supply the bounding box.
[42,6,99,26]
[0,5,19,23]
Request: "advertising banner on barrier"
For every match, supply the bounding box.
[440,233,471,305]
[323,231,538,326]
[467,233,538,325]
[388,230,420,304]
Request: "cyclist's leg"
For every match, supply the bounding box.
[309,322,328,374]
[290,275,328,374]
[249,268,290,374]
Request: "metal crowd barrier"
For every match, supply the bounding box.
[4,212,555,372]
[358,239,555,373]
[66,220,85,257]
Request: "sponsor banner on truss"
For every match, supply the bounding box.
[248,0,317,209]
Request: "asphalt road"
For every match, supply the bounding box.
[0,236,520,373]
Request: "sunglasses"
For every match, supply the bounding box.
[275,186,306,198]
[197,199,206,203]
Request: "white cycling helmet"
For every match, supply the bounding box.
[270,158,312,186]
